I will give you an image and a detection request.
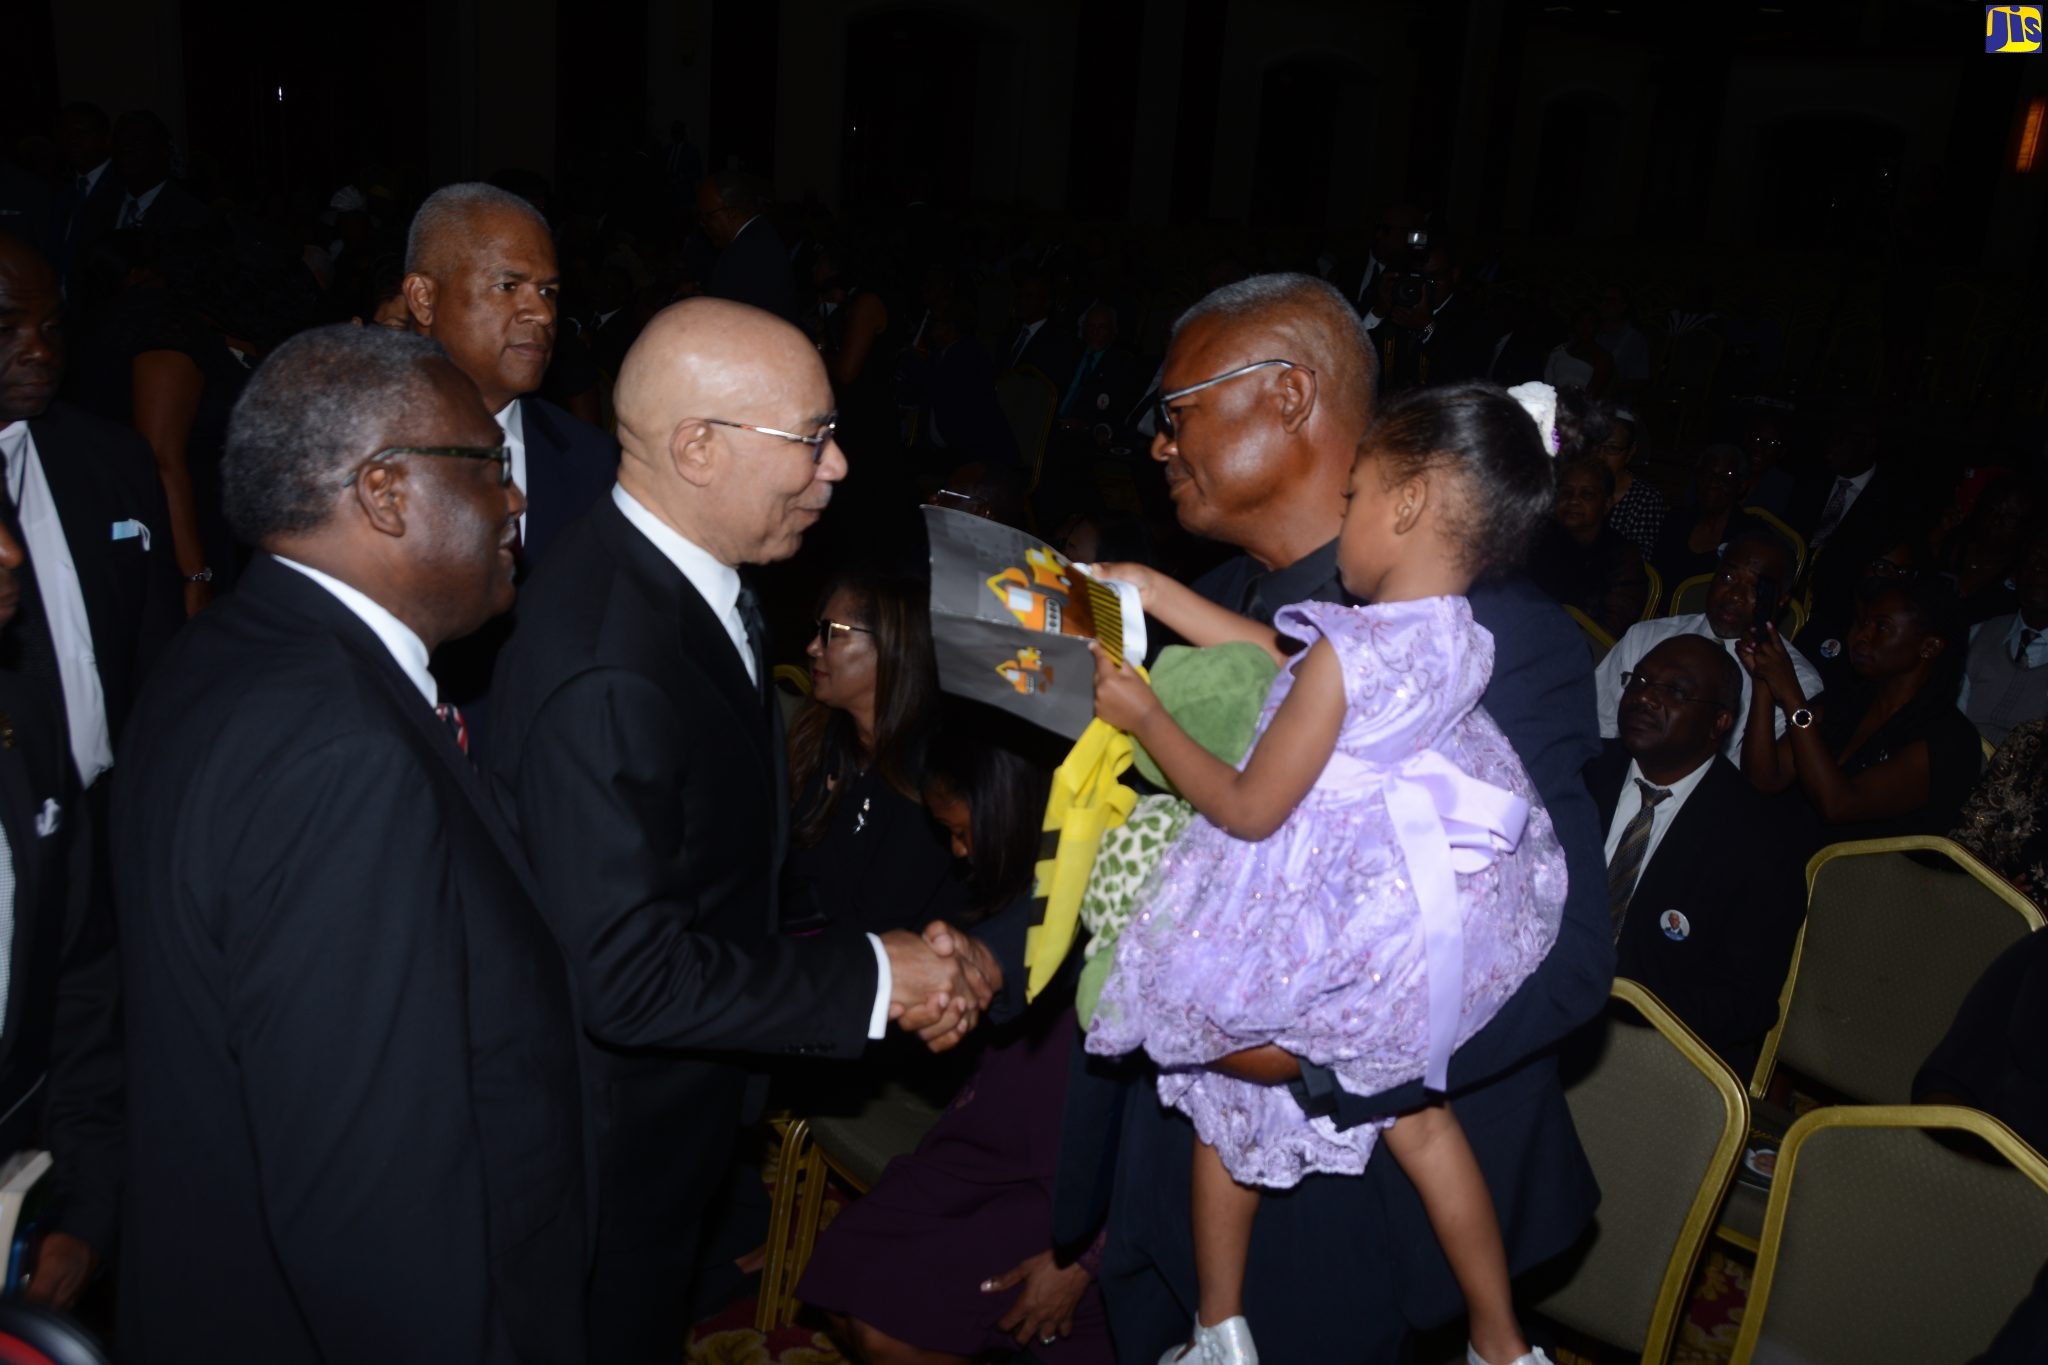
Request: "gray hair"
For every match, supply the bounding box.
[1171,272,1380,421]
[404,182,549,274]
[223,325,451,543]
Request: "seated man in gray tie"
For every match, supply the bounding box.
[1586,635,1809,1076]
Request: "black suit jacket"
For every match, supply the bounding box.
[0,671,120,1258]
[988,550,1611,1358]
[487,499,878,1317]
[1055,348,1146,424]
[54,167,122,285]
[112,556,586,1364]
[1589,745,1808,1076]
[26,401,183,758]
[431,395,617,760]
[1003,320,1079,386]
[706,217,800,326]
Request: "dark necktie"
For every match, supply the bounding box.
[1606,777,1672,939]
[0,469,70,742]
[2017,628,2039,667]
[736,584,769,707]
[435,702,469,756]
[1812,476,1853,546]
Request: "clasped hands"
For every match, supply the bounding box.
[880,922,1004,1052]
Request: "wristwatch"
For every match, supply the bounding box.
[1789,706,1815,730]
[184,568,214,584]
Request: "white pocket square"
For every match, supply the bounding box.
[111,518,152,551]
[35,797,60,839]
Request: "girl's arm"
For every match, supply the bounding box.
[1086,561,1283,663]
[1091,637,1344,841]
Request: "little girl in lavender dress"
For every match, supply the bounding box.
[1084,381,1570,1365]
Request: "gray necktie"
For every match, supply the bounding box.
[1606,778,1672,939]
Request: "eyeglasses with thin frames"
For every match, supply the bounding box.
[342,444,513,488]
[1619,671,1730,711]
[704,414,840,465]
[1153,359,1314,440]
[813,618,872,650]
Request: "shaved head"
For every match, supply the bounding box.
[614,297,845,567]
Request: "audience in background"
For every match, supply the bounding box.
[1739,576,1982,845]
[698,170,800,326]
[1959,533,2048,748]
[1595,407,1666,559]
[1529,455,1648,639]
[1648,442,1755,587]
[1595,525,1819,766]
[1543,306,1614,397]
[1953,718,2048,901]
[1592,285,1650,393]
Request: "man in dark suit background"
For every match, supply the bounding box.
[697,171,800,326]
[961,273,1613,1360]
[1002,266,1078,381]
[1589,635,1808,1076]
[490,297,990,1363]
[113,325,587,1364]
[52,104,119,290]
[402,182,620,757]
[100,111,210,239]
[0,516,121,1315]
[0,232,183,794]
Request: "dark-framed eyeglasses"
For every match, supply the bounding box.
[703,413,840,464]
[1619,670,1729,711]
[342,444,513,488]
[1153,359,1314,441]
[813,618,873,649]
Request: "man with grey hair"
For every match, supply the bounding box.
[402,181,618,757]
[112,325,588,1364]
[965,273,1613,1361]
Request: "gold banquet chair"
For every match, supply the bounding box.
[1717,837,2043,1251]
[1563,606,1616,665]
[1639,560,1663,622]
[1732,1106,2048,1365]
[1524,980,1749,1364]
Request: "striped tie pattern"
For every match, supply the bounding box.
[435,702,469,756]
[1606,777,1672,939]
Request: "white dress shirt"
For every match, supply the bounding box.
[495,399,529,544]
[1602,753,1714,870]
[1010,316,1048,367]
[1811,465,1875,546]
[610,484,894,1035]
[78,160,110,198]
[0,421,114,787]
[1958,612,2048,712]
[1594,613,1826,766]
[273,557,437,707]
[115,180,166,230]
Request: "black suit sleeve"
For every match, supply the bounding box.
[511,668,878,1055]
[40,782,122,1257]
[221,734,499,1362]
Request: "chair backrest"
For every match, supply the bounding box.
[995,366,1060,494]
[1751,837,2046,1102]
[808,1081,946,1193]
[1666,572,1712,618]
[1640,560,1663,621]
[1529,980,1749,1363]
[1732,1105,2048,1365]
[1564,605,1615,664]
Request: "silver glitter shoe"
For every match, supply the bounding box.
[1158,1316,1259,1365]
[1467,1346,1554,1365]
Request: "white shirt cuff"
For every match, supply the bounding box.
[865,932,891,1040]
[1361,310,1383,330]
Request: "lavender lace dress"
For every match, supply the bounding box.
[1085,598,1567,1188]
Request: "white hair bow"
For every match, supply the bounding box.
[1506,381,1561,456]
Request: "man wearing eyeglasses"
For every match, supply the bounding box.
[1588,636,1807,1076]
[489,296,994,1363]
[997,272,1616,1363]
[402,182,620,760]
[111,326,588,1363]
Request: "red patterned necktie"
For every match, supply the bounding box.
[435,702,469,756]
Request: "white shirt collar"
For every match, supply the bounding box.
[123,180,167,219]
[494,399,529,538]
[81,160,110,193]
[1836,465,1876,496]
[611,485,740,620]
[2006,611,2048,659]
[273,556,437,707]
[1625,752,1714,810]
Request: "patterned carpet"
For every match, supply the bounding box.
[687,1245,1755,1364]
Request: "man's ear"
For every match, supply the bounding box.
[1391,471,1430,536]
[353,461,409,539]
[1275,365,1320,434]
[1709,705,1736,747]
[671,419,718,489]
[402,272,436,331]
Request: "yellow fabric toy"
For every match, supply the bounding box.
[1022,714,1139,1001]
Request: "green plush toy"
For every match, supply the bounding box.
[1076,641,1279,1026]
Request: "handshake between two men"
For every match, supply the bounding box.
[881,922,1007,1052]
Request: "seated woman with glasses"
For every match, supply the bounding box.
[799,709,1115,1365]
[1737,575,1983,845]
[1528,455,1648,640]
[780,569,967,939]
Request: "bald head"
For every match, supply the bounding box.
[614,297,846,568]
[0,235,63,423]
